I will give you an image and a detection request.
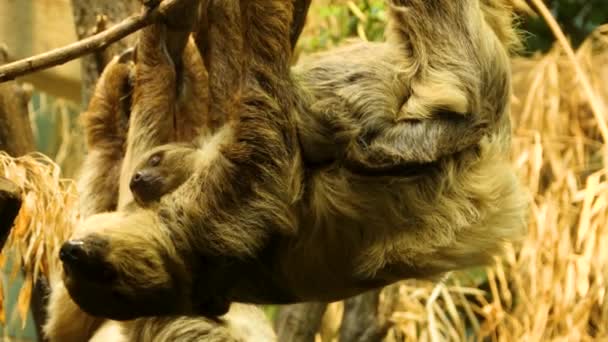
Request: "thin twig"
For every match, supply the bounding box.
[529,0,608,149]
[0,0,184,83]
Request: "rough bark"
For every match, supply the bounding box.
[339,289,390,342]
[70,0,141,106]
[275,302,328,342]
[0,47,35,157]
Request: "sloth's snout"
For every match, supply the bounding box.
[131,171,144,185]
[130,171,153,192]
[60,238,116,282]
[59,240,87,264]
[130,171,163,204]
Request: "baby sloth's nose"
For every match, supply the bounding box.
[59,240,87,264]
[130,171,150,192]
[132,171,144,183]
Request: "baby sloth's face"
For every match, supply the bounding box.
[129,144,198,205]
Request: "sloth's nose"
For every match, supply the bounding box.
[130,171,151,191]
[131,172,145,187]
[59,240,87,264]
[132,171,143,183]
[60,239,116,282]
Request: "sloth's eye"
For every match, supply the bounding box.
[149,153,162,167]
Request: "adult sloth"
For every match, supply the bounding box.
[60,0,527,322]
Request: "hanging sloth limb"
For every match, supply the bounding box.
[44,0,312,341]
[55,0,527,325]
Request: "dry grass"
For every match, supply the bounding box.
[374,24,608,342]
[0,153,78,327]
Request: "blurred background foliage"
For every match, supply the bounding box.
[521,0,608,53]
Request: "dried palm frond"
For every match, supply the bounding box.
[0,152,78,327]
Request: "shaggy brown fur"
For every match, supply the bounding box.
[56,0,527,330]
[44,1,287,341]
[44,0,317,339]
[42,53,134,342]
[45,38,275,342]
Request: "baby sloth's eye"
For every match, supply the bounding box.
[148,153,162,167]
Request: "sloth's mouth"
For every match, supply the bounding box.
[63,268,185,321]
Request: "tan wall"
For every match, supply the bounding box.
[0,0,81,103]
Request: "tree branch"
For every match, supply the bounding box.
[0,0,189,83]
[70,0,141,107]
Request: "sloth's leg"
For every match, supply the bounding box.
[343,0,510,175]
[174,38,211,141]
[45,52,134,342]
[194,0,245,129]
[118,23,179,207]
[78,52,133,215]
[343,115,488,175]
[193,0,309,130]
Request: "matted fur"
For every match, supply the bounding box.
[47,0,527,339]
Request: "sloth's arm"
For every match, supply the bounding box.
[158,0,298,256]
[341,0,511,174]
[344,115,488,175]
[45,56,134,342]
[77,55,132,216]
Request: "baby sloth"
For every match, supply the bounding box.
[130,143,199,205]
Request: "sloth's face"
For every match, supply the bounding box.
[130,144,198,205]
[59,211,231,320]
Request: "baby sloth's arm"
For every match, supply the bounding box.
[129,144,200,206]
